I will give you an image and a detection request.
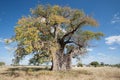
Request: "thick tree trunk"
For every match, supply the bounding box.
[52,52,59,71]
[52,48,72,71]
[65,53,72,70]
[52,49,64,71]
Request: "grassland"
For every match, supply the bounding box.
[0,66,120,80]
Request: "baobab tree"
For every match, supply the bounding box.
[11,5,104,71]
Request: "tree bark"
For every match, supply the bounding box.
[66,53,72,70]
[52,52,59,71]
[52,48,72,71]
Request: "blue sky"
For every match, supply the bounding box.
[0,0,120,65]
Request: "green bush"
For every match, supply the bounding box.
[100,62,104,66]
[90,61,99,67]
[0,62,5,66]
[77,62,83,67]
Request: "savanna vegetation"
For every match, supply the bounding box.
[0,62,5,66]
[0,66,120,80]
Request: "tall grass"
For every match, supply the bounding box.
[0,66,120,80]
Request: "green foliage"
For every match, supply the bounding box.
[10,4,104,65]
[100,62,104,66]
[82,31,104,41]
[90,61,99,67]
[77,62,83,67]
[0,62,5,66]
[29,53,51,65]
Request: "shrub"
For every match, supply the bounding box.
[77,62,83,67]
[100,62,104,66]
[90,61,99,67]
[0,62,5,66]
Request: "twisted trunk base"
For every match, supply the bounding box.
[51,49,72,71]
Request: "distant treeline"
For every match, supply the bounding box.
[104,63,120,68]
[77,61,120,68]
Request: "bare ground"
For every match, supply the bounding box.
[0,66,120,80]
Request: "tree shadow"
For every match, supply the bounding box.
[0,66,51,77]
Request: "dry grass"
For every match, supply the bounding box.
[0,66,120,80]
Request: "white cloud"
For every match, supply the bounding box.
[4,39,13,43]
[109,47,116,50]
[0,38,12,43]
[97,53,106,57]
[105,35,120,45]
[111,12,120,24]
[87,48,93,52]
[4,46,12,51]
[4,46,16,52]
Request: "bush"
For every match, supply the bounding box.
[113,64,120,68]
[77,62,83,67]
[90,61,99,67]
[100,62,104,66]
[0,62,5,66]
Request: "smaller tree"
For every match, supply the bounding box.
[77,62,83,67]
[0,62,5,66]
[100,62,104,66]
[90,61,99,67]
[29,53,50,66]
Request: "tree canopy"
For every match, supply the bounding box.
[11,5,104,70]
[90,61,99,67]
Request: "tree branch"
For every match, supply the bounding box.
[65,40,83,49]
[61,18,86,41]
[67,49,73,54]
[53,27,57,38]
